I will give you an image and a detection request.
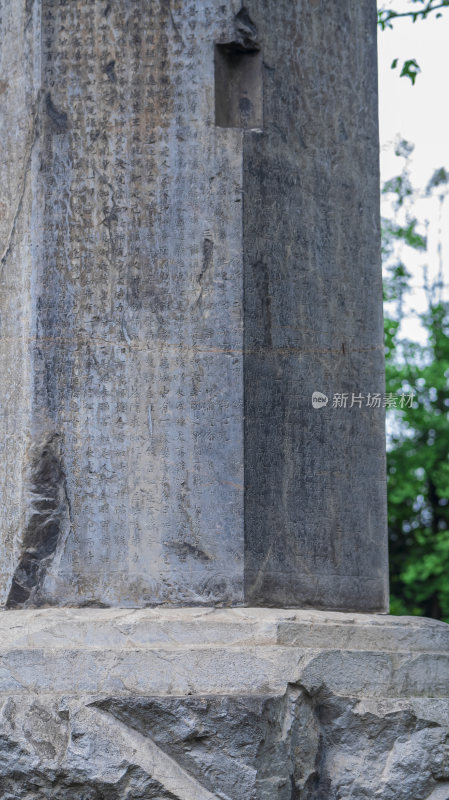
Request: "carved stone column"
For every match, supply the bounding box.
[1,0,386,612]
[1,2,447,799]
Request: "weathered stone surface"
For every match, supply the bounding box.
[242,0,388,610]
[0,608,448,799]
[0,0,36,608]
[0,0,387,611]
[1,0,246,609]
[1,4,443,797]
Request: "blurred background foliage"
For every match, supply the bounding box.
[378,0,449,83]
[379,1,449,622]
[382,143,449,622]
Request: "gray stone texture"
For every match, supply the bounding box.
[1,5,446,798]
[2,0,247,609]
[0,0,37,607]
[0,0,387,610]
[0,608,448,799]
[243,0,387,610]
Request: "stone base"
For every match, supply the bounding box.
[0,607,448,799]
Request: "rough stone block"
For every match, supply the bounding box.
[0,608,448,799]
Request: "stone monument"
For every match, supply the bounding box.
[0,1,448,798]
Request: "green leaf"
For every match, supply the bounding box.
[400,58,421,85]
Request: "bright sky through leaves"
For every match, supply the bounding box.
[378,0,449,341]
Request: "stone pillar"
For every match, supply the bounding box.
[0,0,387,612]
[1,4,448,799]
[242,0,387,609]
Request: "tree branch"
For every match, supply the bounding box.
[378,1,449,29]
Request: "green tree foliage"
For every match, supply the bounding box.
[379,0,449,30]
[378,0,449,83]
[383,145,449,621]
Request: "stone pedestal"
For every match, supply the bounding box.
[1,3,448,798]
[0,608,448,799]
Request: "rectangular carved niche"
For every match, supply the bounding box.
[215,45,263,129]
